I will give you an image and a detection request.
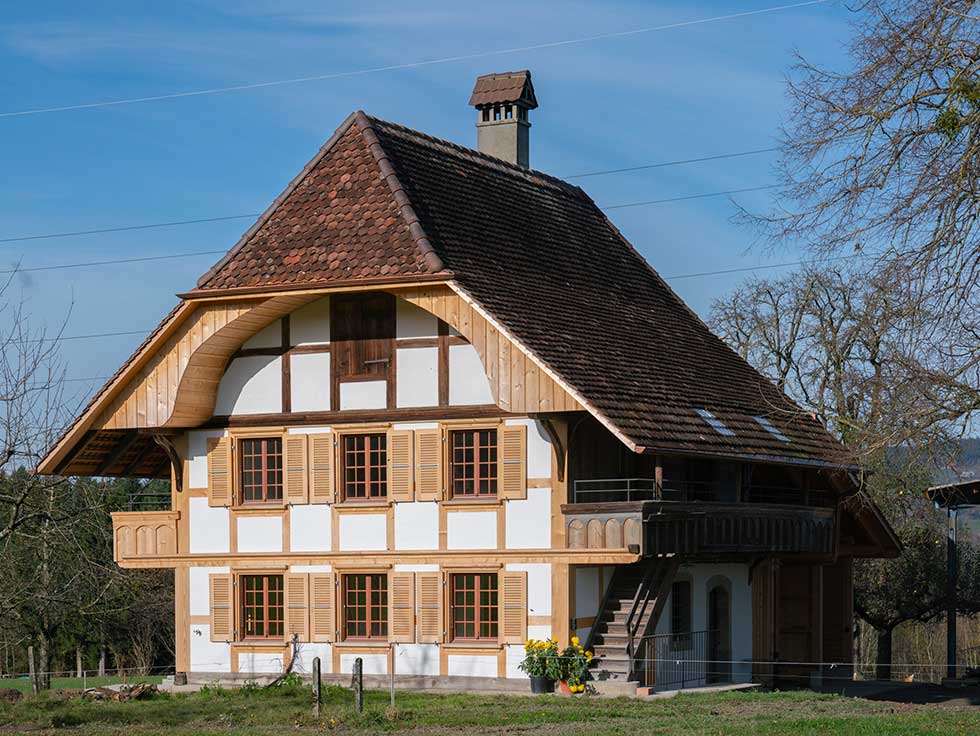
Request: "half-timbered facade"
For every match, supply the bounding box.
[39,71,899,693]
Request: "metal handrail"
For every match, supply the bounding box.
[572,477,832,507]
[624,562,659,681]
[126,491,171,512]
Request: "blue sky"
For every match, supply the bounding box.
[0,0,854,402]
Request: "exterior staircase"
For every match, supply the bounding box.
[586,555,679,689]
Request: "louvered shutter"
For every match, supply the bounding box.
[284,573,310,642]
[309,434,335,504]
[387,430,415,502]
[310,572,336,642]
[209,574,234,641]
[207,436,233,507]
[416,572,443,643]
[414,429,443,501]
[284,435,309,504]
[499,571,527,644]
[498,424,527,500]
[389,572,416,643]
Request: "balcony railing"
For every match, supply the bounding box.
[126,490,172,512]
[572,478,833,508]
[112,511,179,563]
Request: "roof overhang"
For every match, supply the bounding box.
[926,478,980,509]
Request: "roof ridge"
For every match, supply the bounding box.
[354,111,447,275]
[365,114,585,197]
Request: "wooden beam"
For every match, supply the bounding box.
[53,430,99,475]
[95,432,141,475]
[151,434,183,490]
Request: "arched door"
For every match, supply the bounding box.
[707,585,732,683]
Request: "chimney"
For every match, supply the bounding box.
[469,70,538,168]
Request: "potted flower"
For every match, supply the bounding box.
[518,638,561,693]
[557,636,592,695]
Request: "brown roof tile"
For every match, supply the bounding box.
[468,70,538,108]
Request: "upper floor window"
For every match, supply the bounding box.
[343,573,388,640]
[450,428,497,499]
[342,433,388,501]
[451,572,499,641]
[241,574,284,639]
[239,437,283,503]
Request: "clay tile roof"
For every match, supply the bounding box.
[468,70,538,109]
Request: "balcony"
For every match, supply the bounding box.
[562,479,836,558]
[112,511,180,563]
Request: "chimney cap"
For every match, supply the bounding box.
[469,70,538,109]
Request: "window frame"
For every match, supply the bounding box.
[239,573,285,641]
[340,432,389,503]
[341,572,389,641]
[449,571,499,643]
[448,427,499,500]
[237,435,284,505]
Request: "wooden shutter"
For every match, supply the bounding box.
[387,430,415,503]
[389,572,416,643]
[284,435,309,505]
[499,570,527,644]
[416,571,443,643]
[309,434,335,504]
[414,428,443,501]
[207,436,233,507]
[284,573,310,642]
[310,572,336,642]
[498,424,527,500]
[209,573,234,641]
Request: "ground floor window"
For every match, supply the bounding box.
[451,572,498,641]
[241,574,284,639]
[670,579,692,649]
[343,573,388,640]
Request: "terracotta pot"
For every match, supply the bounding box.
[529,675,555,694]
[558,680,573,696]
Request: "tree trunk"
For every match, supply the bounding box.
[98,647,106,677]
[875,627,893,681]
[76,648,82,678]
[27,645,37,695]
[37,633,51,691]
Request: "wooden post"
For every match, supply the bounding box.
[312,657,321,718]
[389,643,395,707]
[947,507,958,681]
[98,647,106,677]
[76,648,83,678]
[27,645,37,695]
[353,657,363,713]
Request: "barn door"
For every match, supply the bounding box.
[331,292,395,408]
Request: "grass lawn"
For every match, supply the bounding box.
[0,675,164,694]
[0,682,978,735]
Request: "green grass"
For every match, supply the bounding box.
[0,675,163,694]
[0,683,977,735]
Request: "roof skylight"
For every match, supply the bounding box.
[694,408,735,436]
[753,416,790,443]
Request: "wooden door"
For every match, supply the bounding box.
[775,563,820,684]
[707,585,731,683]
[331,292,395,407]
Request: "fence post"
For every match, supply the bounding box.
[389,643,395,707]
[353,657,363,712]
[312,657,321,718]
[83,670,87,691]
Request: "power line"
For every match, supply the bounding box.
[0,215,259,244]
[563,147,778,179]
[0,1,829,119]
[0,250,225,274]
[602,184,778,209]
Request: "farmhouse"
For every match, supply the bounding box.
[38,71,899,692]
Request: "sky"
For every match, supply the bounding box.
[0,0,856,404]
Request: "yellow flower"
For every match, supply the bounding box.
[571,636,580,647]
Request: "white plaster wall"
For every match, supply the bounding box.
[394,502,439,550]
[214,356,282,416]
[189,497,230,554]
[190,625,231,672]
[339,380,386,410]
[338,513,387,551]
[392,422,438,430]
[527,624,552,641]
[290,297,330,345]
[446,511,496,550]
[290,352,330,412]
[505,645,525,678]
[187,430,225,489]
[292,643,333,674]
[396,347,438,407]
[289,505,331,552]
[575,567,600,620]
[448,343,494,405]
[189,566,230,616]
[504,419,552,479]
[396,299,438,339]
[505,488,551,549]
[447,655,497,677]
[394,644,440,676]
[287,426,332,435]
[505,563,551,617]
[238,651,285,674]
[340,653,387,675]
[237,516,283,553]
[243,321,281,349]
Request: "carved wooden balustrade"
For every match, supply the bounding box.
[112,511,180,563]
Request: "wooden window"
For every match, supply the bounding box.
[342,433,387,501]
[241,574,284,639]
[670,580,692,648]
[450,572,498,641]
[449,428,497,499]
[343,573,388,640]
[239,437,283,504]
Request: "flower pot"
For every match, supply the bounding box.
[557,680,572,696]
[529,675,555,694]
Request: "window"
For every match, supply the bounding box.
[239,437,283,503]
[343,573,388,640]
[451,573,498,641]
[241,574,284,639]
[693,408,736,437]
[670,580,692,649]
[753,416,790,443]
[450,428,498,498]
[342,433,387,501]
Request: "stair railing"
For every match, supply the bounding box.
[583,563,626,655]
[625,557,678,682]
